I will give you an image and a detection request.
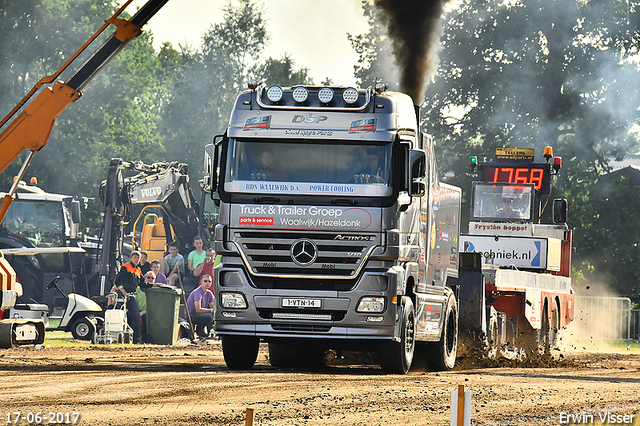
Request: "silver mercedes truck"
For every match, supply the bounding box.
[204,83,461,373]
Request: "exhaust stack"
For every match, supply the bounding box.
[415,104,423,146]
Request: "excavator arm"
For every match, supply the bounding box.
[0,0,171,225]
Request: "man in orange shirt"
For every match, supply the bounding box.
[112,251,143,343]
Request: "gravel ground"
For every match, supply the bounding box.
[1,334,639,426]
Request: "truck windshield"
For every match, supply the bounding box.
[0,200,67,247]
[471,182,535,222]
[224,138,394,197]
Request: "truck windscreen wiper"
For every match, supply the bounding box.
[253,197,281,204]
[331,199,358,206]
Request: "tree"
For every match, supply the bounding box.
[253,55,312,87]
[423,0,640,297]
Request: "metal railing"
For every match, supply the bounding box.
[631,309,640,341]
[574,296,633,343]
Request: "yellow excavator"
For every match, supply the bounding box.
[0,0,172,347]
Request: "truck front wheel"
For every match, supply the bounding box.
[380,296,415,374]
[222,335,259,370]
[428,291,458,371]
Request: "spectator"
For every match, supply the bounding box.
[150,260,168,285]
[139,251,151,275]
[112,250,143,343]
[136,271,155,339]
[194,248,221,285]
[187,236,206,275]
[184,235,205,293]
[144,267,174,289]
[160,241,185,287]
[186,274,215,340]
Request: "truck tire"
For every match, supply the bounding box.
[538,303,551,353]
[487,314,500,359]
[222,335,259,370]
[428,291,458,371]
[550,300,560,349]
[70,317,96,340]
[380,296,415,374]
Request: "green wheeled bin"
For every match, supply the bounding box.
[145,286,182,345]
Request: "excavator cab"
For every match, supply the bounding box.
[133,208,175,263]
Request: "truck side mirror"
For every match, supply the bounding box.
[410,181,425,197]
[553,198,567,224]
[408,149,426,197]
[204,136,223,195]
[70,199,81,224]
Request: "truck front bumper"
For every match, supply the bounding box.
[214,264,403,342]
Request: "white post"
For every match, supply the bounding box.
[450,384,472,426]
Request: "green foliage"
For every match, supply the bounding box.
[253,55,313,87]
[427,0,640,300]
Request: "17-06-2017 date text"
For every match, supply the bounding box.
[6,412,80,424]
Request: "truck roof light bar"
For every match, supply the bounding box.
[255,85,373,112]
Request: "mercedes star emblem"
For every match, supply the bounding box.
[290,239,318,266]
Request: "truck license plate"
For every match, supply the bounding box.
[281,298,322,308]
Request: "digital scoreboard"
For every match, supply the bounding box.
[479,163,552,194]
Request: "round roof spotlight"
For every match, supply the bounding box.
[375,82,389,94]
[266,85,283,102]
[318,87,334,104]
[342,87,359,104]
[292,86,309,103]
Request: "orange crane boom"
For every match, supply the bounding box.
[0,0,170,224]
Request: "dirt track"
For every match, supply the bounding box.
[1,336,639,426]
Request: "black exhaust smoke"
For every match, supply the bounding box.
[375,0,448,104]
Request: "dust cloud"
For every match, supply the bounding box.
[558,281,636,353]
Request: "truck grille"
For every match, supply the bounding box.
[232,230,379,280]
